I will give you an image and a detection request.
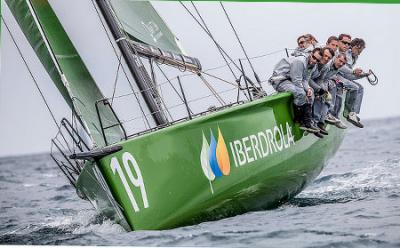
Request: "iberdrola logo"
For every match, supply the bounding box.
[200,127,231,194]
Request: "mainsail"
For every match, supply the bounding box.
[109,0,185,55]
[5,0,125,147]
[108,0,201,72]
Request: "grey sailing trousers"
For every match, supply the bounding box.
[274,80,314,106]
[329,81,343,118]
[336,75,364,114]
[313,97,329,123]
[314,80,335,123]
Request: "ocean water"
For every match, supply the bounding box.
[1,117,399,247]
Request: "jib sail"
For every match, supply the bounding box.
[5,0,125,147]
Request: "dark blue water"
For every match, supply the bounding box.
[1,117,400,247]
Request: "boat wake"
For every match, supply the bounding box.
[290,158,400,207]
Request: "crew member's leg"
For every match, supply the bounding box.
[326,80,347,129]
[276,81,319,133]
[339,76,364,128]
[351,81,364,114]
[314,98,329,135]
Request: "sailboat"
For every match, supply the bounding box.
[2,0,345,231]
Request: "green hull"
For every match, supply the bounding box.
[78,93,345,230]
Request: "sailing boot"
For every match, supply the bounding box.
[293,105,304,124]
[314,131,324,138]
[317,122,329,135]
[299,104,320,133]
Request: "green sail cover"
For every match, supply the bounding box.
[6,0,124,147]
[109,0,186,55]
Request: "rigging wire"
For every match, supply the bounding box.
[197,74,226,106]
[219,2,262,87]
[71,110,76,152]
[90,0,151,129]
[149,59,174,121]
[25,0,90,136]
[200,71,238,87]
[121,86,238,127]
[189,2,239,82]
[2,16,59,129]
[93,45,285,103]
[108,0,169,125]
[153,48,287,89]
[179,2,243,74]
[180,1,260,96]
[183,1,251,101]
[111,53,123,106]
[130,44,170,123]
[155,63,192,113]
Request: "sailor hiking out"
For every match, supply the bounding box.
[270,33,376,137]
[334,37,367,128]
[311,52,348,135]
[292,34,321,57]
[308,47,336,137]
[269,48,323,133]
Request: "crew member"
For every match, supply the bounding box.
[326,36,339,52]
[313,53,348,132]
[329,34,352,128]
[269,48,322,133]
[335,38,368,128]
[292,35,309,56]
[309,47,335,136]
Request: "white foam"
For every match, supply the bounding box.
[301,159,400,198]
[22,183,36,187]
[72,219,125,234]
[44,209,125,234]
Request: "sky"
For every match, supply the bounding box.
[1,1,400,157]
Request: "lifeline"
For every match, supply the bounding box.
[229,122,295,167]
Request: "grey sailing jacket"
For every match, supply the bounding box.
[291,43,322,57]
[337,49,363,81]
[318,60,341,83]
[310,59,343,92]
[269,55,316,90]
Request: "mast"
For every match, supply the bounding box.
[96,0,168,126]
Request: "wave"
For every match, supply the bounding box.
[0,209,125,245]
[293,158,400,205]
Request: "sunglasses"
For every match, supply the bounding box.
[340,40,351,45]
[312,54,321,62]
[298,40,306,45]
